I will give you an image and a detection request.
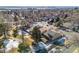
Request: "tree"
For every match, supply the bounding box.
[31,26,41,43]
[21,20,26,43]
[0,23,8,53]
[55,19,63,27]
[18,43,30,53]
[0,23,7,38]
[14,15,19,22]
[13,28,18,37]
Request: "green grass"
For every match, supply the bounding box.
[16,35,22,39]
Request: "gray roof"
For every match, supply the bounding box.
[43,31,62,40]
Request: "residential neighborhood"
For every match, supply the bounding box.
[0,6,79,53]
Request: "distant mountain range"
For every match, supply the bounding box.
[0,6,79,10]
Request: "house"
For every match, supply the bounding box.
[34,42,48,53]
[72,24,79,32]
[42,30,65,45]
[62,22,73,30]
[2,38,22,52]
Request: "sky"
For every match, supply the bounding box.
[0,0,79,6]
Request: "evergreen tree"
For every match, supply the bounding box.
[31,26,41,43]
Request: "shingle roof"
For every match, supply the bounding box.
[43,30,62,40]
